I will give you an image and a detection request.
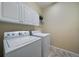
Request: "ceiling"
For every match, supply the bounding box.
[36,2,56,9]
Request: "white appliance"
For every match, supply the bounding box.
[32,31,50,57]
[3,31,41,57]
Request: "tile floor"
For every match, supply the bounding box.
[49,46,79,57]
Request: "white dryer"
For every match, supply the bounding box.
[32,31,50,57]
[3,31,41,57]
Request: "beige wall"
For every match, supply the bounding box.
[0,2,41,56]
[42,2,79,54]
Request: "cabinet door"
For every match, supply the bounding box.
[22,4,40,26]
[19,3,25,24]
[22,4,31,24]
[1,2,20,23]
[30,9,39,26]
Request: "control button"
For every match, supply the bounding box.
[18,33,22,35]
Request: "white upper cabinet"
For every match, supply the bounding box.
[0,2,20,23]
[0,2,40,26]
[21,3,40,26]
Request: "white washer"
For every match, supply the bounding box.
[3,31,41,57]
[32,31,50,57]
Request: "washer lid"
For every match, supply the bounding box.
[4,36,41,53]
[6,36,40,48]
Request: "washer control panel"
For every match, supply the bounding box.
[4,31,30,39]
